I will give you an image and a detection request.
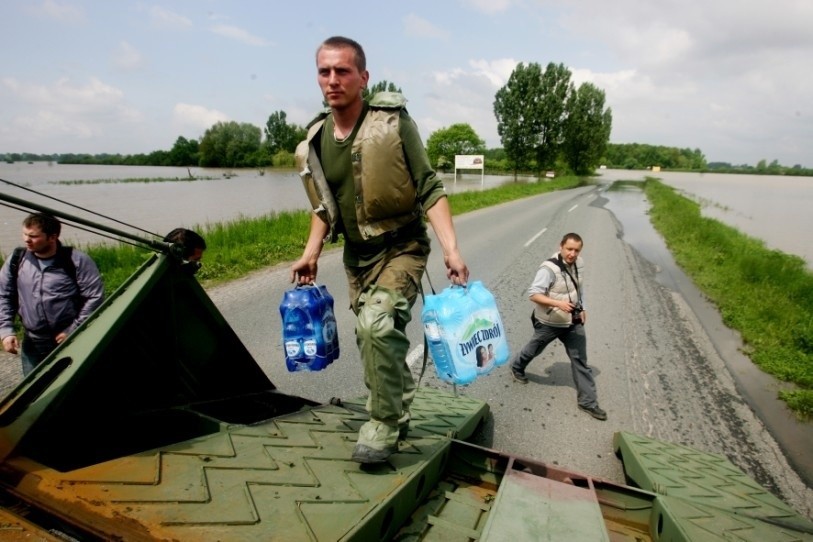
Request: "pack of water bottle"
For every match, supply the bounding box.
[279,284,339,372]
[421,280,510,385]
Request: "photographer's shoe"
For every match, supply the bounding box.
[578,404,607,421]
[511,368,529,383]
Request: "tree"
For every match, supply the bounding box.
[535,62,573,174]
[425,124,486,170]
[264,111,305,155]
[168,136,199,167]
[198,121,262,168]
[494,62,544,178]
[562,82,612,175]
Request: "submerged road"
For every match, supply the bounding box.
[207,184,813,519]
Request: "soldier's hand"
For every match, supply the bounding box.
[291,257,318,285]
[2,335,19,355]
[444,250,469,286]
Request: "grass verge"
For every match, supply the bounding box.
[644,178,813,419]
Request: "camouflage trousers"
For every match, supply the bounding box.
[346,239,429,450]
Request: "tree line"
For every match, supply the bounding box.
[605,143,707,170]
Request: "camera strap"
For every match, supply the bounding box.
[547,255,581,304]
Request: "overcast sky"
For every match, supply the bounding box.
[1,0,811,167]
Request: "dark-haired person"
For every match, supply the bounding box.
[0,213,104,376]
[163,228,206,274]
[510,233,606,421]
[292,36,469,464]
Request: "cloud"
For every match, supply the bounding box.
[525,0,813,163]
[403,14,450,40]
[171,103,229,135]
[148,6,192,29]
[29,0,85,23]
[0,77,142,150]
[112,41,145,71]
[210,24,269,46]
[418,62,512,146]
[460,0,514,15]
[468,58,518,87]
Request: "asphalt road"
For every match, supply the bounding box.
[203,184,812,519]
[2,184,811,519]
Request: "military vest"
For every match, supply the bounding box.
[294,92,421,243]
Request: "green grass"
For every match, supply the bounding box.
[644,178,813,419]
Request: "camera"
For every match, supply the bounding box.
[571,304,584,325]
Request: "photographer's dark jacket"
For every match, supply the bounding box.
[530,254,585,327]
[0,245,104,340]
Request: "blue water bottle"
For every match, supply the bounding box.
[318,286,340,362]
[421,281,508,385]
[422,308,458,383]
[279,284,339,372]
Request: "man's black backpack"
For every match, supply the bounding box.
[7,246,78,312]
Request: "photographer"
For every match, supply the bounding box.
[510,232,606,421]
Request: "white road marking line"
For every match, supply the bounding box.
[524,227,547,248]
[568,204,578,212]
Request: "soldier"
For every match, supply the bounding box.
[292,36,469,463]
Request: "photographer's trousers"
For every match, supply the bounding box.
[512,317,599,409]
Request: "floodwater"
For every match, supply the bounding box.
[1,163,811,271]
[597,168,813,270]
[0,162,521,253]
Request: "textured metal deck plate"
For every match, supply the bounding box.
[1,388,488,541]
[614,431,813,540]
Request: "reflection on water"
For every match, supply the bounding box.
[603,180,693,291]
